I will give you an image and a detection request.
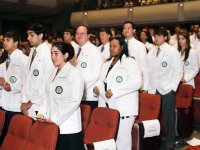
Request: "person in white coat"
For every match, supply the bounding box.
[93,37,142,150]
[38,42,84,150]
[147,27,183,150]
[178,30,199,88]
[75,25,103,110]
[0,31,28,143]
[21,23,54,118]
[98,27,111,62]
[122,21,148,92]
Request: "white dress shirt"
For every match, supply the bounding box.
[76,41,103,101]
[1,49,28,112]
[147,42,183,95]
[98,42,110,62]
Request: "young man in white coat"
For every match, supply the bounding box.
[21,23,54,118]
[147,27,183,150]
[122,21,148,92]
[75,25,102,110]
[98,27,111,62]
[0,31,28,143]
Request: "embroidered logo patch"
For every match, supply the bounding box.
[55,86,63,94]
[9,76,17,83]
[162,61,167,67]
[116,76,123,83]
[81,62,87,68]
[184,61,189,66]
[33,69,39,76]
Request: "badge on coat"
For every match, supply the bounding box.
[116,76,123,83]
[33,69,39,76]
[55,86,63,94]
[81,62,87,68]
[184,61,189,66]
[9,76,17,83]
[162,61,167,67]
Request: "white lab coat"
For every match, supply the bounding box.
[76,41,102,101]
[127,37,148,91]
[21,42,54,118]
[147,42,183,95]
[39,62,84,134]
[0,49,28,112]
[145,42,156,52]
[181,49,199,88]
[96,55,142,116]
[98,42,110,62]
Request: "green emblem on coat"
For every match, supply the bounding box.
[184,61,189,66]
[55,86,63,94]
[81,62,87,68]
[9,76,17,83]
[116,76,123,83]
[33,69,39,76]
[162,61,167,67]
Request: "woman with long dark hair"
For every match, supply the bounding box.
[178,30,199,88]
[38,42,84,150]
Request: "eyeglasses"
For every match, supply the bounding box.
[75,33,87,36]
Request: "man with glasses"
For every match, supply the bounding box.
[75,25,102,110]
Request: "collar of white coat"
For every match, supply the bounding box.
[54,62,74,79]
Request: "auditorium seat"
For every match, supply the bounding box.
[80,104,91,134]
[0,110,5,137]
[194,76,200,97]
[175,84,193,146]
[1,115,32,150]
[132,93,161,150]
[24,121,58,150]
[84,107,119,145]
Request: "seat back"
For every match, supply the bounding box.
[175,84,193,108]
[194,76,200,97]
[135,93,161,123]
[1,114,32,150]
[84,107,119,144]
[0,110,6,137]
[80,104,91,133]
[24,121,58,150]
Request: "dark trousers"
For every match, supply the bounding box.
[56,131,84,150]
[156,90,175,148]
[0,110,22,145]
[81,100,98,111]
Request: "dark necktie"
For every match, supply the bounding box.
[6,55,10,70]
[77,47,81,58]
[101,46,105,52]
[30,49,36,68]
[156,47,161,57]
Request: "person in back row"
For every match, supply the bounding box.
[0,31,28,143]
[21,23,54,118]
[122,21,148,92]
[75,25,102,110]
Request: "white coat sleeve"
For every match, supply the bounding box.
[171,51,183,92]
[10,55,28,94]
[51,71,84,126]
[184,50,199,82]
[137,44,148,91]
[83,49,102,89]
[111,59,142,99]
